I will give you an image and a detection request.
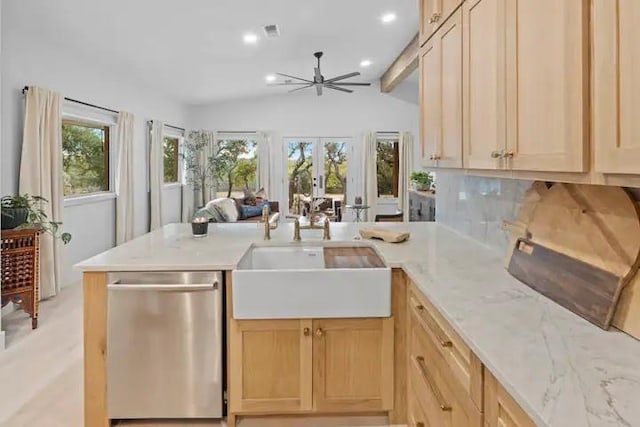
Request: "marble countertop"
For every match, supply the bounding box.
[76,222,640,427]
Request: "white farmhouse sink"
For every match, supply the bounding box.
[232,245,391,319]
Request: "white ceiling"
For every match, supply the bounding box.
[8,0,419,105]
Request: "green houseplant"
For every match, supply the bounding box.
[410,171,434,191]
[1,194,72,244]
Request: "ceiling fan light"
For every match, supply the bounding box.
[360,59,373,68]
[265,74,277,83]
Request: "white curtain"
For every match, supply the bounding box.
[149,121,164,231]
[19,86,63,299]
[115,111,135,244]
[398,132,414,222]
[362,131,378,222]
[256,131,271,196]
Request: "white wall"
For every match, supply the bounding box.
[186,84,420,217]
[1,5,188,285]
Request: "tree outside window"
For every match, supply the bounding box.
[163,137,180,183]
[62,120,110,197]
[214,139,258,198]
[376,139,399,197]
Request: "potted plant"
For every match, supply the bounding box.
[1,194,72,244]
[410,171,434,192]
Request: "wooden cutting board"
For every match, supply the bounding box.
[359,228,410,243]
[508,239,623,329]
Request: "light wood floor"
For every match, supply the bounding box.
[0,283,403,427]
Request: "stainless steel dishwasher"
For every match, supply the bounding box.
[107,271,222,419]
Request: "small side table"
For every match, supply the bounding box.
[1,227,41,329]
[345,205,370,223]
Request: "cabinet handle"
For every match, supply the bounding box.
[415,304,453,348]
[415,356,452,412]
[429,154,441,161]
[303,327,311,336]
[490,150,504,159]
[428,13,441,24]
[315,328,324,337]
[503,150,515,158]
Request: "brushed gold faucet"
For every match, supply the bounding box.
[293,214,331,241]
[262,206,279,240]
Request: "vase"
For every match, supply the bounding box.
[1,208,29,230]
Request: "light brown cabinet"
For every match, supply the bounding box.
[421,0,463,45]
[313,318,394,412]
[505,0,589,172]
[593,0,640,174]
[407,281,483,427]
[420,9,463,169]
[462,0,589,172]
[484,370,537,427]
[229,319,313,413]
[229,317,394,416]
[462,0,507,170]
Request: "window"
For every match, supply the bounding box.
[214,137,258,198]
[62,120,110,197]
[163,136,180,183]
[376,137,399,198]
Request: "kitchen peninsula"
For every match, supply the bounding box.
[76,222,640,427]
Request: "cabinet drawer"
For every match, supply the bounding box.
[408,381,431,427]
[409,287,483,409]
[409,325,482,427]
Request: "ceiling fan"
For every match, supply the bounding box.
[269,51,371,96]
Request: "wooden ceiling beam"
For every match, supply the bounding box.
[379,33,419,93]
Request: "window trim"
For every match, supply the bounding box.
[61,117,115,199]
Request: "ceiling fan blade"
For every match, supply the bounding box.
[314,67,323,83]
[268,82,312,86]
[325,72,361,84]
[289,84,314,93]
[325,84,353,93]
[316,84,323,96]
[276,73,313,83]
[330,82,372,86]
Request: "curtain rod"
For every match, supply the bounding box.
[22,86,119,115]
[218,130,257,134]
[148,120,185,132]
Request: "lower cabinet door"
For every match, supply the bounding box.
[409,324,483,427]
[484,369,536,427]
[312,318,394,412]
[229,319,313,413]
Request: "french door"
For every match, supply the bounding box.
[284,138,352,216]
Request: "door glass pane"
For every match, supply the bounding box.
[287,141,314,215]
[323,141,348,206]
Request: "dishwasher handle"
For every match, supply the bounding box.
[108,281,219,292]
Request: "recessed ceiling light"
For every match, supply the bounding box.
[380,12,397,23]
[243,33,259,44]
[265,74,277,83]
[360,59,373,68]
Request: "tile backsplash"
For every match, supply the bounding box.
[435,171,532,254]
[435,172,640,254]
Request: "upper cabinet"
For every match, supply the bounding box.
[420,9,464,169]
[420,0,463,45]
[505,0,589,172]
[462,0,507,170]
[594,0,640,175]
